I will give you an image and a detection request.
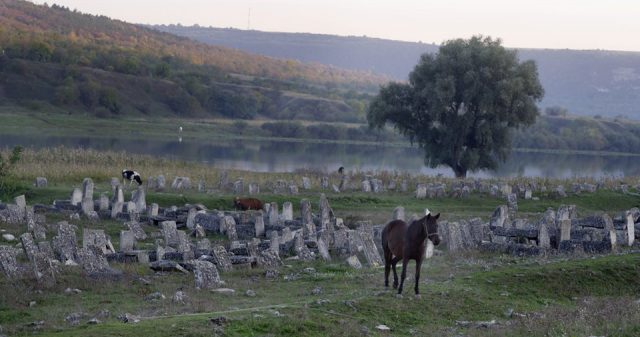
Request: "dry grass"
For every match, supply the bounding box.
[3,146,640,192]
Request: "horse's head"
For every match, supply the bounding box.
[422,212,441,246]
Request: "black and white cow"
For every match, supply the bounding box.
[122,169,142,187]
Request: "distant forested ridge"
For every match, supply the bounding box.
[155,25,640,120]
[0,0,384,121]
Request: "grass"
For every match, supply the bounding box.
[2,252,639,336]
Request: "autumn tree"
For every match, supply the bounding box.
[368,36,544,177]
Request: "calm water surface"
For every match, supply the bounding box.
[1,134,638,179]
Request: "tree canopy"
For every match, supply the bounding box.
[368,36,544,177]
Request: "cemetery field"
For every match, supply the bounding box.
[1,147,640,336]
[1,242,639,337]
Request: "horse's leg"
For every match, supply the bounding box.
[397,257,409,295]
[391,256,401,289]
[383,247,392,288]
[414,257,423,295]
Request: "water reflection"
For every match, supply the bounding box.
[0,134,637,178]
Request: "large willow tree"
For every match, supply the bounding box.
[368,36,544,178]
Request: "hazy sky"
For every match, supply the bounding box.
[30,0,640,51]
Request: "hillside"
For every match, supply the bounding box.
[0,0,383,121]
[155,25,640,119]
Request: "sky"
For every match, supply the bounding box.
[29,0,640,52]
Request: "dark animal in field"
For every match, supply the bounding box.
[234,197,264,211]
[382,212,441,295]
[338,166,345,175]
[122,169,142,187]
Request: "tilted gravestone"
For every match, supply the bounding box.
[52,222,78,263]
[82,229,114,255]
[221,216,238,241]
[357,228,383,267]
[191,260,223,290]
[317,237,331,261]
[76,247,111,275]
[0,246,20,279]
[211,245,233,272]
[490,205,509,227]
[126,221,147,240]
[20,232,39,262]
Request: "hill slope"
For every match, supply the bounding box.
[155,25,640,119]
[0,0,383,121]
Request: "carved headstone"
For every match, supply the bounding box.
[161,221,179,247]
[300,199,313,226]
[52,222,78,263]
[119,230,135,252]
[268,202,279,225]
[490,205,509,227]
[111,202,123,219]
[560,219,571,242]
[302,177,311,190]
[82,178,94,200]
[35,177,48,188]
[320,176,329,189]
[132,186,146,212]
[186,208,197,230]
[318,194,331,231]
[148,203,159,217]
[126,221,147,240]
[248,182,259,195]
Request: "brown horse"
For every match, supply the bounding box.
[382,213,441,295]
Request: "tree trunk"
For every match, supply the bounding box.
[452,165,467,178]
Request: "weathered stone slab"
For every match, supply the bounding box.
[82,178,94,200]
[392,206,405,221]
[35,177,48,188]
[302,177,311,190]
[319,194,331,231]
[268,202,279,226]
[186,208,197,230]
[172,177,191,190]
[0,246,20,278]
[126,221,147,240]
[254,211,265,238]
[345,255,362,269]
[161,221,179,247]
[294,231,314,261]
[321,176,329,189]
[52,222,78,263]
[221,216,238,241]
[76,247,111,275]
[81,197,94,215]
[538,221,551,248]
[98,194,109,212]
[559,219,572,242]
[211,245,233,272]
[282,202,293,221]
[120,231,136,252]
[191,260,223,290]
[490,205,509,227]
[317,237,331,261]
[358,229,383,267]
[111,202,123,219]
[195,213,220,233]
[625,211,635,246]
[506,193,518,218]
[415,184,427,199]
[132,187,146,213]
[20,232,39,262]
[300,199,313,227]
[248,182,259,195]
[176,230,191,254]
[83,229,114,255]
[71,188,83,206]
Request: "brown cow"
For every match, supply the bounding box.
[233,197,264,211]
